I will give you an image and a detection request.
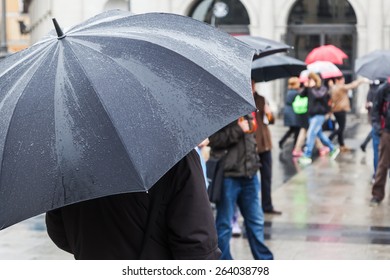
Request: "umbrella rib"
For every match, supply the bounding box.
[63,41,147,190]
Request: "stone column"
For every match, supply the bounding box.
[366,0,383,52]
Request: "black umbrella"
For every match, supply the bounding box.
[0,10,256,229]
[235,35,292,59]
[251,54,306,83]
[355,50,390,80]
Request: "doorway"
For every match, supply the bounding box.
[286,0,358,110]
[287,24,356,81]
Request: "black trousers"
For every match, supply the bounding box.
[259,150,273,212]
[329,111,347,146]
[279,126,300,147]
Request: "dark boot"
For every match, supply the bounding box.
[360,132,372,152]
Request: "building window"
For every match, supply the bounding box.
[288,0,356,25]
[189,0,250,34]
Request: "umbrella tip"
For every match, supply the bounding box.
[52,18,66,39]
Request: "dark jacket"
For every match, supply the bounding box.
[372,81,390,133]
[254,94,272,153]
[45,150,221,260]
[209,117,260,178]
[301,85,331,116]
[283,89,300,127]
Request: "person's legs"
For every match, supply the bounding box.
[279,127,294,149]
[292,126,300,145]
[231,206,242,237]
[237,176,273,260]
[360,130,372,152]
[303,115,325,158]
[333,111,347,148]
[293,128,306,156]
[215,177,240,259]
[372,128,380,177]
[317,128,335,151]
[259,151,273,212]
[329,111,346,146]
[371,132,390,204]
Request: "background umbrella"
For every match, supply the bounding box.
[0,10,256,230]
[235,35,292,59]
[251,54,306,83]
[305,44,348,65]
[355,50,390,80]
[299,61,343,82]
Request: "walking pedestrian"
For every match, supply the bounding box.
[45,149,221,260]
[208,107,273,260]
[329,75,369,152]
[360,81,383,183]
[370,80,390,206]
[291,78,330,157]
[298,72,340,165]
[279,77,301,150]
[253,80,281,215]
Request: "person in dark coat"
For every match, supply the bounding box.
[253,81,281,215]
[360,80,383,183]
[278,77,301,149]
[45,149,221,260]
[370,80,390,206]
[208,107,273,260]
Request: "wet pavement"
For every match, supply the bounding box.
[1,114,389,260]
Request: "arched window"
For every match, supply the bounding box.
[103,0,129,11]
[189,0,250,34]
[288,0,356,25]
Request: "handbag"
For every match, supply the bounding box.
[206,156,225,203]
[292,95,308,114]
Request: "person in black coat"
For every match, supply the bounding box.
[370,80,390,206]
[279,77,301,149]
[45,149,221,260]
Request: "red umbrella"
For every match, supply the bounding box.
[305,44,348,65]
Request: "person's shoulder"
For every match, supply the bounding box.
[377,81,390,95]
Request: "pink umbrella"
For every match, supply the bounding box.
[305,45,348,65]
[299,61,343,82]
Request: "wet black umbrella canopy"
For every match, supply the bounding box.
[0,10,255,229]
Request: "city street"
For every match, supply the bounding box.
[1,114,389,260]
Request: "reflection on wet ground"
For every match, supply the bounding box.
[264,221,390,245]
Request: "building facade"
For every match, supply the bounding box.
[0,0,30,56]
[21,0,390,113]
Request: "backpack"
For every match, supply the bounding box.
[292,95,308,114]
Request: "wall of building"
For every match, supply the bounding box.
[1,0,30,54]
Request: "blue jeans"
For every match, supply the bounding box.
[372,128,380,177]
[215,176,273,260]
[304,115,334,158]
